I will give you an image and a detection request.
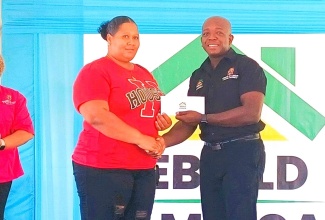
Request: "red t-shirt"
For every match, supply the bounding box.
[0,85,34,183]
[72,57,163,169]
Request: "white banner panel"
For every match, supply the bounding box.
[84,34,325,220]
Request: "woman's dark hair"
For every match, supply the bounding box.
[98,16,136,41]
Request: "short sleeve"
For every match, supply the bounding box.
[12,92,34,134]
[238,57,267,96]
[73,62,111,112]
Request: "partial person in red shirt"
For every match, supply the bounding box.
[72,16,171,220]
[0,55,35,220]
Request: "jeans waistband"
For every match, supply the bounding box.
[204,133,260,151]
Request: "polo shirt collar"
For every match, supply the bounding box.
[201,47,236,72]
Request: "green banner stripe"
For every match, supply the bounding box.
[258,200,324,204]
[155,199,201,203]
[155,199,324,204]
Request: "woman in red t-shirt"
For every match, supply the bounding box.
[0,55,35,220]
[72,16,171,220]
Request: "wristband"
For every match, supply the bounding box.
[0,139,5,150]
[201,114,208,123]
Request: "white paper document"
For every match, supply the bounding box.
[160,96,205,115]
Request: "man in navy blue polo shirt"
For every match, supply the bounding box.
[162,16,267,220]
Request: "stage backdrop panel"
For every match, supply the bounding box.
[84,33,325,220]
[2,1,325,219]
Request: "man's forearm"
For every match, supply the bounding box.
[162,121,197,147]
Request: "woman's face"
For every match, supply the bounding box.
[107,22,140,63]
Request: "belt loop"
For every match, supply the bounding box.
[211,143,222,150]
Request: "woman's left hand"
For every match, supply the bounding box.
[155,113,172,131]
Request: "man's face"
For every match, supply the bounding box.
[201,18,233,58]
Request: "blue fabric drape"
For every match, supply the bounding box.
[2,33,36,220]
[2,33,84,219]
[3,1,325,34]
[1,1,325,219]
[33,34,84,220]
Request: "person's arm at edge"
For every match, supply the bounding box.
[2,130,34,150]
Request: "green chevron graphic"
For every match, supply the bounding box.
[152,36,325,140]
[153,37,207,94]
[261,47,296,86]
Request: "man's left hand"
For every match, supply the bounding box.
[176,110,201,126]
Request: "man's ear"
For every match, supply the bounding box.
[229,34,234,45]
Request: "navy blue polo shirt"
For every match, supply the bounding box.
[188,48,267,142]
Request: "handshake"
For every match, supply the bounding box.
[137,113,171,159]
[137,135,166,159]
[147,136,166,159]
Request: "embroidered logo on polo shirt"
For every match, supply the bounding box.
[2,95,16,105]
[222,67,239,81]
[196,79,203,90]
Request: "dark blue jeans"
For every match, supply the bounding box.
[73,162,156,220]
[200,139,265,220]
[0,181,12,220]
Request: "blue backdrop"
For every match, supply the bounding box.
[1,1,325,219]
